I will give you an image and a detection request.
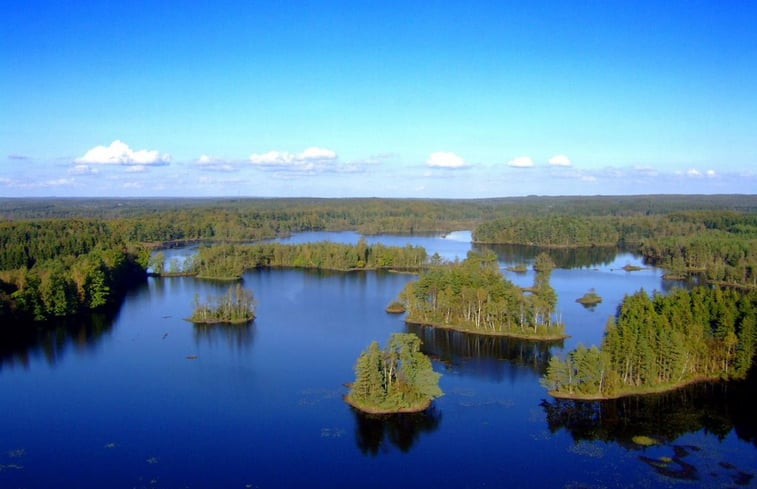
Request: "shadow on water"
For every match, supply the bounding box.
[474,243,619,269]
[406,323,561,380]
[0,309,118,370]
[351,406,442,456]
[541,373,757,449]
[192,322,256,351]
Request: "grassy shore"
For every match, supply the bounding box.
[404,318,568,341]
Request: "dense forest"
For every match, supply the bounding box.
[542,287,757,399]
[397,251,566,340]
[0,219,148,322]
[185,240,429,279]
[346,333,443,414]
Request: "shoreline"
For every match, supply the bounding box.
[344,395,432,415]
[187,317,254,325]
[548,375,722,401]
[405,318,568,341]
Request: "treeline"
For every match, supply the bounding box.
[0,219,149,322]
[475,211,757,287]
[186,239,428,279]
[397,251,566,339]
[5,195,756,221]
[473,214,707,247]
[542,287,757,399]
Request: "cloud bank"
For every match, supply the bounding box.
[75,140,171,165]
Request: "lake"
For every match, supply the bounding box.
[1,231,755,488]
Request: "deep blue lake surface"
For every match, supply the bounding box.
[1,232,755,488]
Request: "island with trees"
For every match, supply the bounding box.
[189,284,256,325]
[395,251,566,340]
[576,289,602,307]
[345,333,443,414]
[541,286,757,400]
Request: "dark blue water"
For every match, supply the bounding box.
[1,232,755,488]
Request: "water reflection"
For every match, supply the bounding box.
[0,311,115,370]
[351,406,442,455]
[541,374,757,448]
[476,243,619,269]
[406,323,561,380]
[192,322,256,351]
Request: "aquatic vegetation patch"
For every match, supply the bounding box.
[631,435,660,447]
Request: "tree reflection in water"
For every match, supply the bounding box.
[352,406,442,456]
[406,323,561,380]
[475,243,619,269]
[0,311,115,370]
[541,373,757,448]
[192,322,256,352]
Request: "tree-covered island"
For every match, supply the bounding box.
[189,284,256,324]
[396,251,567,340]
[345,333,443,414]
[542,286,757,400]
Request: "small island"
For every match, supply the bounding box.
[384,301,406,314]
[576,289,602,306]
[345,333,443,414]
[189,284,256,324]
[396,251,566,340]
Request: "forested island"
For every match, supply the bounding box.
[345,333,443,414]
[186,239,428,280]
[541,287,757,399]
[396,251,566,340]
[189,284,256,325]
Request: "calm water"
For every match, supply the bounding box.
[1,232,755,488]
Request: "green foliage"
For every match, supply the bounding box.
[347,333,442,413]
[189,241,428,279]
[398,251,565,338]
[544,287,757,398]
[189,284,256,324]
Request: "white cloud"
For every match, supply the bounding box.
[706,169,716,177]
[426,151,466,168]
[687,168,702,177]
[507,156,534,168]
[75,140,171,166]
[299,147,337,160]
[125,165,147,173]
[548,154,571,167]
[581,175,598,183]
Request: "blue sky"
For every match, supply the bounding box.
[1,1,755,198]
